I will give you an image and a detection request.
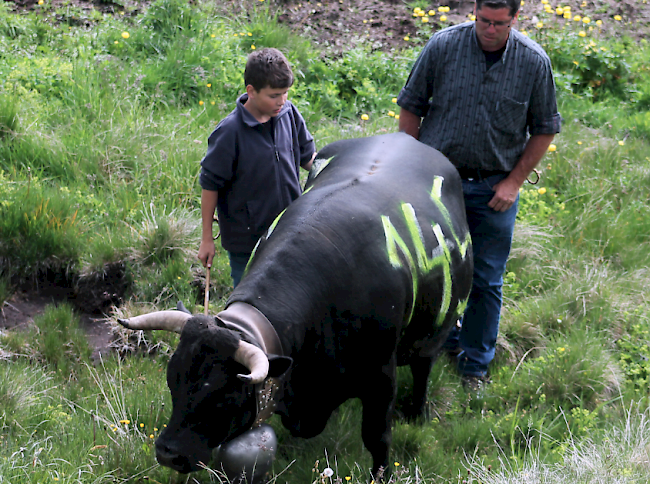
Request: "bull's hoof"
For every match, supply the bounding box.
[213,424,277,484]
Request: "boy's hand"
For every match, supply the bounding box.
[198,240,216,268]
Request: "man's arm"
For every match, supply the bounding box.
[489,133,555,212]
[302,151,317,172]
[198,189,219,268]
[398,108,422,140]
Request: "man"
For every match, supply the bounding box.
[397,0,561,388]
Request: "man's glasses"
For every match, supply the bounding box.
[476,15,514,29]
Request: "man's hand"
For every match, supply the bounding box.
[199,189,219,268]
[198,239,216,268]
[489,177,520,212]
[489,134,556,212]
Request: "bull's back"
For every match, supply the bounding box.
[230,133,472,360]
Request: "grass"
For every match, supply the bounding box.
[0,0,650,482]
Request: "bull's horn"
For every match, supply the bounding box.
[117,311,192,333]
[233,340,268,384]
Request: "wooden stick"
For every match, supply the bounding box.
[204,266,211,315]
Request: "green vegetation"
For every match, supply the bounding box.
[1,0,650,483]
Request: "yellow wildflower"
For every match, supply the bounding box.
[538,187,547,195]
[536,22,543,28]
[120,419,130,425]
[150,434,155,439]
[395,114,400,120]
[548,144,557,152]
[573,15,581,21]
[521,0,525,5]
[404,36,410,41]
[582,17,591,23]
[614,15,622,21]
[361,114,369,121]
[121,32,130,39]
[211,34,216,38]
[251,45,256,50]
[391,97,397,103]
[199,101,204,106]
[618,140,625,146]
[470,14,476,20]
[596,19,602,26]
[440,15,447,21]
[394,462,401,467]
[577,141,583,145]
[429,10,436,15]
[345,478,351,482]
[247,32,252,36]
[38,0,44,4]
[388,111,395,117]
[578,31,586,37]
[140,423,145,428]
[422,16,429,22]
[555,7,563,15]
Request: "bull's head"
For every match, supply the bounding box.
[118,311,291,474]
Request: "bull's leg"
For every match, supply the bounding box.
[360,357,397,480]
[408,356,434,420]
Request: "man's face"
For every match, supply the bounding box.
[245,85,289,121]
[473,5,518,52]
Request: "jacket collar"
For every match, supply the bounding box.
[236,93,290,128]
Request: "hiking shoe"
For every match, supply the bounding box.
[461,374,491,393]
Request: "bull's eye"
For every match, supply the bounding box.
[203,382,211,389]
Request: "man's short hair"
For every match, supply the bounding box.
[475,0,520,17]
[244,48,294,92]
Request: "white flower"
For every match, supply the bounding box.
[322,468,334,477]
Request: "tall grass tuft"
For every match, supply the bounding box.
[464,403,650,483]
[34,303,91,372]
[128,203,199,266]
[0,362,53,427]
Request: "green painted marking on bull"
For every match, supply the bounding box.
[381,176,471,326]
[310,156,334,179]
[381,214,418,322]
[400,203,452,326]
[247,207,288,272]
[430,176,471,259]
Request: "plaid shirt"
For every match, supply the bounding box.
[397,22,562,172]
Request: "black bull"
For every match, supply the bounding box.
[119,133,473,477]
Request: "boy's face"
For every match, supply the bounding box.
[244,85,289,122]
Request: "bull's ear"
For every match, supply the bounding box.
[267,355,293,379]
[213,316,228,328]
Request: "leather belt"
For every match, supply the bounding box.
[457,168,509,180]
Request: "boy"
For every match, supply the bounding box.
[197,48,316,287]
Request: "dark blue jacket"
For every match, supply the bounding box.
[200,94,315,253]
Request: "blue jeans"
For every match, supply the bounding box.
[228,251,252,288]
[445,174,518,377]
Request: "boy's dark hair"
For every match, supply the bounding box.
[244,48,294,92]
[475,0,520,17]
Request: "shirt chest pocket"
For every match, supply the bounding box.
[492,97,528,135]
